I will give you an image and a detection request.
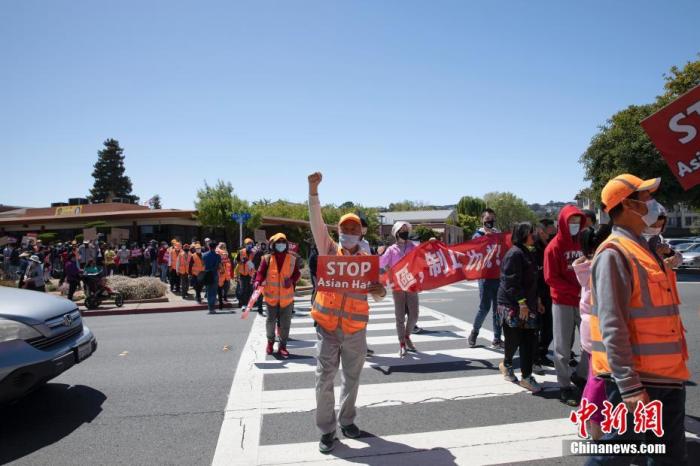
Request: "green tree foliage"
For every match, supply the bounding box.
[483,192,537,231]
[456,214,481,238]
[195,180,250,246]
[580,55,700,209]
[413,225,438,242]
[89,139,136,203]
[149,195,162,209]
[456,196,486,217]
[37,232,58,243]
[387,200,431,211]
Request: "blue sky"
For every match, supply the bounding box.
[1,1,699,209]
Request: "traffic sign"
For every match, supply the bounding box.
[231,212,251,224]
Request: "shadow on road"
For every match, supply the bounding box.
[329,430,457,465]
[0,383,106,464]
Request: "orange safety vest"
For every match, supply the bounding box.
[177,250,191,274]
[310,246,370,334]
[190,253,204,276]
[169,247,180,269]
[237,249,254,276]
[219,251,232,280]
[590,234,689,382]
[263,253,295,308]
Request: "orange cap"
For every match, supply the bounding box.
[601,174,660,213]
[269,233,287,244]
[338,213,362,228]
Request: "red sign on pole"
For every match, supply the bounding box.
[641,84,700,190]
[316,256,379,293]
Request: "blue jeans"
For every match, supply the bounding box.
[151,260,157,277]
[472,278,501,340]
[159,263,168,283]
[585,380,687,465]
[207,272,219,311]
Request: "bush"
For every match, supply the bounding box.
[106,276,167,300]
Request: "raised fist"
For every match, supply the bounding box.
[308,172,322,194]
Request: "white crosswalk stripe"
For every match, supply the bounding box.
[213,293,577,466]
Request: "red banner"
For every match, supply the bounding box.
[383,233,511,292]
[317,255,379,293]
[641,84,700,190]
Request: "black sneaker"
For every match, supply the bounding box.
[467,330,478,347]
[412,325,423,334]
[341,423,361,439]
[319,432,336,454]
[559,387,579,407]
[539,356,555,367]
[366,348,375,357]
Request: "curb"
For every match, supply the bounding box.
[82,302,239,317]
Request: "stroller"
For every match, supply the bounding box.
[83,271,124,309]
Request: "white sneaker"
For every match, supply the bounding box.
[241,306,247,312]
[398,344,407,358]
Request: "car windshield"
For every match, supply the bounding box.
[686,244,700,253]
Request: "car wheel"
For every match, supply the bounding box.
[114,293,124,307]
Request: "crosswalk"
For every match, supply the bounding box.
[212,285,579,466]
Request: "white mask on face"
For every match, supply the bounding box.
[642,226,663,238]
[569,223,581,237]
[640,199,662,227]
[339,233,360,249]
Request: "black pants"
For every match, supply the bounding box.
[67,280,79,301]
[537,294,553,361]
[169,269,180,291]
[503,325,537,378]
[239,275,253,307]
[585,381,687,465]
[191,275,203,301]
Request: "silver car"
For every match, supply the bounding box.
[0,287,97,404]
[680,243,700,270]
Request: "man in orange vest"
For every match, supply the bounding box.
[587,174,689,465]
[167,240,181,293]
[253,233,300,358]
[175,243,190,298]
[307,172,386,454]
[236,238,256,311]
[189,243,204,303]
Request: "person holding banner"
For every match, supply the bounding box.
[380,221,419,357]
[308,172,386,454]
[253,233,301,357]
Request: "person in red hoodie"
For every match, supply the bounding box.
[544,204,585,407]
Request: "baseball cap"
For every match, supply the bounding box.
[269,233,287,244]
[601,174,660,213]
[338,213,362,228]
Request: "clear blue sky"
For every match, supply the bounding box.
[1,1,699,210]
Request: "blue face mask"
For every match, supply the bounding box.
[339,234,360,249]
[275,243,287,253]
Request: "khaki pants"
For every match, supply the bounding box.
[392,290,419,343]
[315,326,367,435]
[266,303,293,346]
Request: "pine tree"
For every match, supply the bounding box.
[89,139,135,203]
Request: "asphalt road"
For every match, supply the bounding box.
[1,273,698,465]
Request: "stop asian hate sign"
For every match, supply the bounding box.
[641,84,700,190]
[316,256,379,293]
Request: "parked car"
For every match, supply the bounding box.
[680,243,700,270]
[676,242,700,252]
[666,238,696,248]
[0,287,97,404]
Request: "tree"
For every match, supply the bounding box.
[194,180,250,247]
[580,56,700,209]
[387,200,431,211]
[483,192,537,231]
[89,139,136,203]
[149,195,162,209]
[456,213,481,238]
[456,196,486,217]
[413,225,438,242]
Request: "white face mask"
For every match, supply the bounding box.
[339,234,360,249]
[639,199,662,227]
[643,226,662,238]
[569,223,581,237]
